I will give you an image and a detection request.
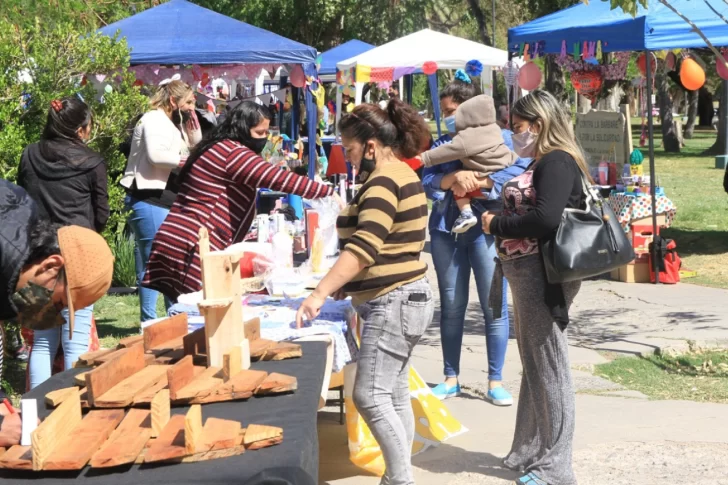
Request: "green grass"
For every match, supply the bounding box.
[596,350,728,404]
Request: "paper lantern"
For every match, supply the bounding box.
[422,61,438,76]
[637,53,656,75]
[502,61,519,87]
[717,53,728,81]
[666,52,677,70]
[680,58,705,91]
[571,70,603,101]
[518,62,542,91]
[326,144,348,176]
[290,65,306,88]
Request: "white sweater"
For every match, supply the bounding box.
[121,109,201,191]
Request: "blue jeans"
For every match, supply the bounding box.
[125,195,172,322]
[29,305,93,389]
[430,225,509,382]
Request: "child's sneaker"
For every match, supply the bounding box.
[452,209,477,234]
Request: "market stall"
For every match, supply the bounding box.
[507,0,728,283]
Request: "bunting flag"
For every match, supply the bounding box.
[356,65,372,83]
[227,87,289,110]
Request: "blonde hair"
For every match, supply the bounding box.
[512,90,592,182]
[149,80,192,113]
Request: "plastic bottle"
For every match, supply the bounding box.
[598,160,609,185]
[623,163,631,178]
[271,231,293,268]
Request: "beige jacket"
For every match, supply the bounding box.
[120,109,202,191]
[421,95,516,175]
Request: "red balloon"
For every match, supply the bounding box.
[637,53,656,75]
[422,61,438,76]
[717,53,728,81]
[290,65,306,88]
[571,70,603,101]
[518,62,542,91]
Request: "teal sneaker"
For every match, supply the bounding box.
[487,386,513,406]
[431,382,461,400]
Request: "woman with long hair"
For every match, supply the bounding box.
[121,79,201,322]
[142,101,335,302]
[296,100,434,485]
[18,97,107,388]
[482,90,589,485]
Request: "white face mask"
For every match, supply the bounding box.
[511,129,537,158]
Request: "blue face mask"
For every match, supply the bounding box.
[444,115,457,134]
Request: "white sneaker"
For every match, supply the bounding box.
[451,210,477,234]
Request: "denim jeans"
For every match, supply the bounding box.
[353,277,434,485]
[29,305,93,389]
[430,224,509,381]
[125,195,172,322]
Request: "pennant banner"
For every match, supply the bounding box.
[227,87,289,110]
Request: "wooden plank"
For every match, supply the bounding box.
[184,369,268,405]
[94,365,169,408]
[74,371,89,387]
[152,348,186,365]
[223,346,241,381]
[198,417,241,452]
[79,388,89,409]
[151,335,185,352]
[90,409,151,468]
[183,327,206,356]
[199,227,210,256]
[118,334,144,348]
[167,355,195,401]
[250,339,276,360]
[43,409,125,470]
[31,390,82,470]
[262,342,302,361]
[132,367,201,406]
[85,343,145,407]
[78,348,116,366]
[94,348,128,365]
[151,389,170,438]
[0,445,33,470]
[184,405,203,455]
[197,297,233,309]
[143,313,188,351]
[255,373,298,396]
[173,367,224,402]
[44,387,79,408]
[144,414,187,463]
[244,318,261,341]
[243,424,283,450]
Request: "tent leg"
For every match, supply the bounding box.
[306,88,318,180]
[427,74,442,139]
[644,50,660,285]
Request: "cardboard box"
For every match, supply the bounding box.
[630,214,667,228]
[612,254,651,283]
[631,225,659,254]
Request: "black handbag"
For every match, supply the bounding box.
[541,170,635,284]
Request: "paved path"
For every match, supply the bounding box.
[319,244,728,484]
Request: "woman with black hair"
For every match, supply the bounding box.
[142,101,335,302]
[18,96,107,389]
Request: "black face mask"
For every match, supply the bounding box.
[172,109,191,126]
[358,154,377,182]
[247,137,268,155]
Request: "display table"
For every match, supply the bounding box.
[608,191,677,232]
[0,341,327,485]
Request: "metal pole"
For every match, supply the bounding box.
[644,51,660,284]
[492,0,498,99]
[723,79,728,158]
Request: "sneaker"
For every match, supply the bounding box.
[451,210,477,234]
[431,382,461,400]
[487,386,513,406]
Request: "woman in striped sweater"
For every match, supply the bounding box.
[296,100,434,485]
[142,102,335,301]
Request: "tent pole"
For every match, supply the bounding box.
[492,0,498,100]
[428,73,442,139]
[644,50,660,285]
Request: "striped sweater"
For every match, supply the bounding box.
[337,162,428,306]
[142,139,333,301]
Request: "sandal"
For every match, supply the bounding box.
[515,472,549,485]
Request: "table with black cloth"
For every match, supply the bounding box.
[0,341,327,485]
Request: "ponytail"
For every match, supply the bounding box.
[386,99,430,158]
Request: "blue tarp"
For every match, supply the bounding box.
[509,0,728,54]
[99,0,317,65]
[319,40,374,76]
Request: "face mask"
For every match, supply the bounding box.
[10,280,64,331]
[511,129,537,158]
[358,154,377,182]
[247,137,268,155]
[444,115,457,134]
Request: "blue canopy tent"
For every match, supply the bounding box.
[319,40,375,78]
[99,0,320,178]
[508,0,728,283]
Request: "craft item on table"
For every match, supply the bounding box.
[630,148,644,176]
[680,57,705,91]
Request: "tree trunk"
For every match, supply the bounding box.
[684,89,698,139]
[466,0,491,46]
[704,84,726,156]
[656,64,681,152]
[544,55,568,106]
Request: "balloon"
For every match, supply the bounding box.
[680,58,705,91]
[290,65,306,88]
[717,54,728,81]
[666,52,677,71]
[571,70,603,101]
[201,73,210,86]
[637,53,656,75]
[518,62,542,91]
[422,61,438,76]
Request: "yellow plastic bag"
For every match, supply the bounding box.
[343,363,467,476]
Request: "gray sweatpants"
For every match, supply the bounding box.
[353,277,435,485]
[501,255,581,485]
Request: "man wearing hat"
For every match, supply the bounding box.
[0,179,114,446]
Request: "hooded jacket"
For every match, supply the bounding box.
[18,139,109,232]
[421,95,516,175]
[0,179,38,321]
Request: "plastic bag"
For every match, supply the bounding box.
[305,196,341,263]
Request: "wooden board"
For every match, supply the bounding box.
[132,374,169,406]
[173,367,223,402]
[262,342,302,361]
[198,417,241,452]
[74,371,89,387]
[94,365,169,408]
[31,389,82,470]
[144,414,187,463]
[151,348,186,365]
[85,343,145,407]
[44,387,78,408]
[244,318,261,341]
[43,409,125,470]
[151,389,171,438]
[249,339,276,360]
[167,355,195,400]
[243,424,283,450]
[183,327,206,356]
[255,373,298,396]
[94,349,128,365]
[0,445,33,470]
[143,313,188,351]
[223,346,241,381]
[183,369,268,405]
[118,334,144,348]
[184,405,203,454]
[151,335,185,353]
[77,348,116,366]
[79,388,89,409]
[90,408,152,468]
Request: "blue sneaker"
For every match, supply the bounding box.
[431,382,461,400]
[487,386,513,406]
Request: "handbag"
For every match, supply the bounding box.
[541,169,635,284]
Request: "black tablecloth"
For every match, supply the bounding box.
[1,341,327,485]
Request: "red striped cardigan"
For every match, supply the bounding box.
[142,139,333,301]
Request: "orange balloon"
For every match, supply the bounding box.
[680,58,705,91]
